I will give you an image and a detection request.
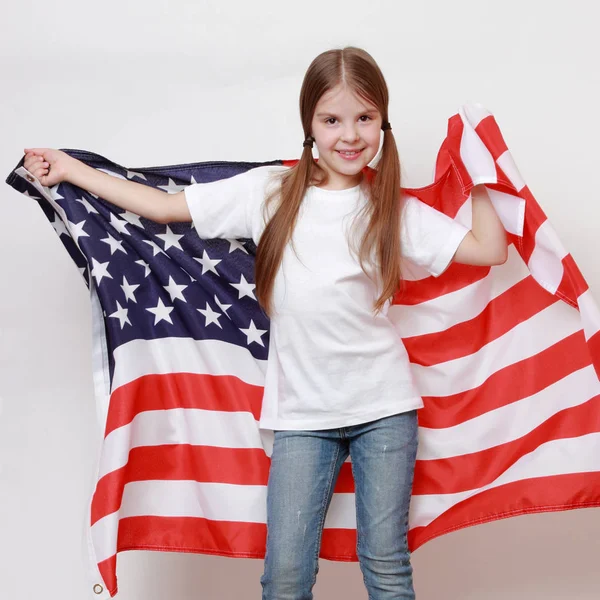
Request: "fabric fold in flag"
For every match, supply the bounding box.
[6,103,600,599]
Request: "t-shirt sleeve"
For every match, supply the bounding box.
[400,195,470,277]
[183,165,281,239]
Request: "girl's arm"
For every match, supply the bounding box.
[23,149,190,224]
[453,184,508,266]
[68,160,191,224]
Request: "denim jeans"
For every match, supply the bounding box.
[260,410,418,600]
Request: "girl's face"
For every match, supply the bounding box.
[310,83,383,190]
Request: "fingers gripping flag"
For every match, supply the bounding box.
[6,104,600,599]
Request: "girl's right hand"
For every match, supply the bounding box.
[22,148,75,188]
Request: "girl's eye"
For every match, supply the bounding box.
[326,118,336,125]
[359,115,371,122]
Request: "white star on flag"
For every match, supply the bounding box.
[146,297,174,325]
[197,302,223,328]
[109,301,131,329]
[68,219,90,243]
[75,196,99,214]
[230,274,256,300]
[120,276,140,303]
[156,225,184,251]
[158,178,187,194]
[226,239,249,254]
[101,233,127,255]
[239,320,267,346]
[163,276,188,302]
[194,250,222,275]
[109,212,131,236]
[121,210,144,229]
[142,239,169,257]
[135,259,151,277]
[214,295,232,318]
[126,170,147,181]
[91,257,113,285]
[51,214,69,238]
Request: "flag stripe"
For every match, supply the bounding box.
[414,394,600,494]
[403,275,557,366]
[410,432,600,529]
[391,244,529,338]
[408,471,600,551]
[411,299,583,397]
[418,330,592,428]
[106,372,264,435]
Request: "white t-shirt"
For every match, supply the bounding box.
[184,165,470,431]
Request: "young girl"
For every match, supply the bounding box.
[23,47,507,600]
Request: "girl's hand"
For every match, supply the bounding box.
[22,148,75,188]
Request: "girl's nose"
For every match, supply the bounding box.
[340,125,360,143]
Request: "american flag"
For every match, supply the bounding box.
[6,103,600,599]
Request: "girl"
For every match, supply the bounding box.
[23,47,507,600]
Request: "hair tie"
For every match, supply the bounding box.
[303,136,314,148]
[382,121,392,131]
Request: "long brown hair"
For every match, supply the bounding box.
[255,46,402,316]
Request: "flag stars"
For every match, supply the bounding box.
[156,225,184,251]
[135,259,151,277]
[197,302,223,329]
[101,233,127,255]
[51,214,70,238]
[230,274,256,300]
[75,196,99,214]
[194,250,222,275]
[109,301,131,329]
[158,178,187,194]
[214,295,232,319]
[226,238,249,254]
[121,210,144,229]
[68,219,90,243]
[163,276,188,302]
[109,212,131,236]
[121,276,140,303]
[239,320,267,347]
[90,258,113,285]
[146,297,174,325]
[142,239,168,257]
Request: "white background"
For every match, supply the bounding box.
[1,0,600,598]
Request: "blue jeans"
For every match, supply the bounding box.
[260,411,418,600]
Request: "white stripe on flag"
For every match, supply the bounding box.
[578,288,600,341]
[410,432,600,528]
[391,244,528,337]
[99,408,264,479]
[528,219,569,294]
[496,150,526,193]
[459,110,497,185]
[417,365,600,460]
[411,299,583,397]
[90,482,357,563]
[111,337,267,391]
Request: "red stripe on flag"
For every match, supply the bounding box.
[408,471,600,551]
[413,394,600,495]
[393,263,491,307]
[97,555,117,597]
[557,254,590,307]
[105,373,264,435]
[404,276,557,367]
[115,515,359,561]
[91,446,356,525]
[418,330,591,428]
[474,116,508,162]
[589,332,600,380]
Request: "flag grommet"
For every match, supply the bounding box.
[93,584,104,594]
[25,174,35,183]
